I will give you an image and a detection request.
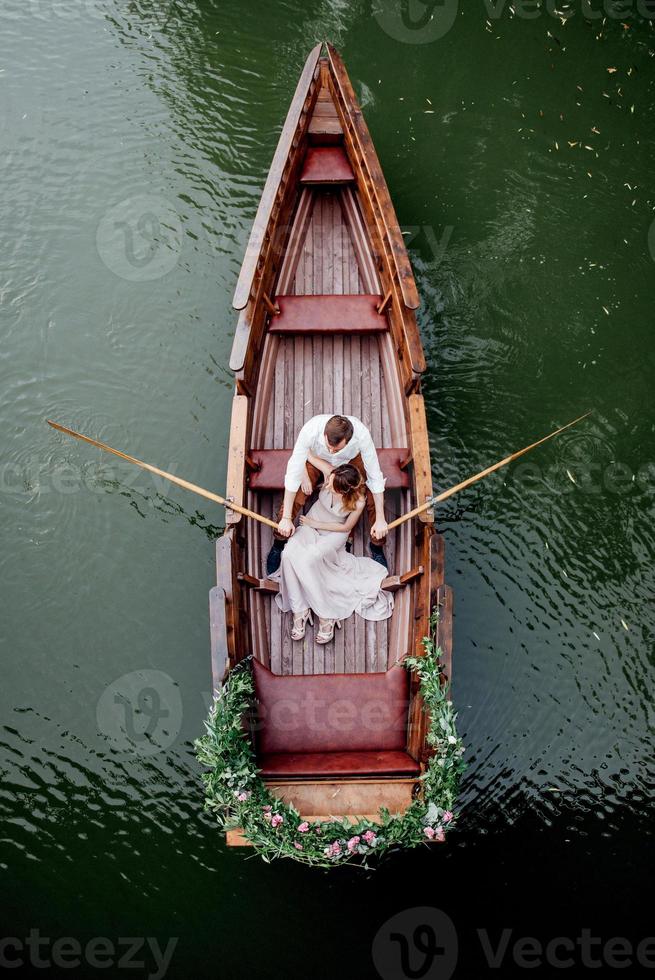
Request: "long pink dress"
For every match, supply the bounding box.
[271,485,394,622]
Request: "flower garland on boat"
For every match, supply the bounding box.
[195,611,465,867]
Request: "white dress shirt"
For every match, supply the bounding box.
[284,414,386,495]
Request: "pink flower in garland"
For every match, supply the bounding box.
[236,792,250,802]
[325,841,342,857]
[262,805,272,812]
[434,827,446,842]
[347,836,361,852]
[423,826,436,840]
[263,811,272,822]
[362,830,376,844]
[294,843,303,851]
[298,822,310,833]
[271,814,283,828]
[443,811,454,824]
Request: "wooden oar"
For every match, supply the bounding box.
[46,419,280,531]
[387,411,592,531]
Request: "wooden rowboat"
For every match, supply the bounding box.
[212,43,452,844]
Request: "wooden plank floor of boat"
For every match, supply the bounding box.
[246,186,414,676]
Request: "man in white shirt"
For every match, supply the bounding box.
[266,414,389,574]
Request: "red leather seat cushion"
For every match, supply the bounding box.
[300,146,354,184]
[268,295,387,335]
[259,750,420,778]
[252,659,409,754]
[248,448,411,491]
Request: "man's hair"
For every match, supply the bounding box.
[325,415,354,448]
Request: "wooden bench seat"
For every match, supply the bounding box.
[259,750,420,778]
[300,145,354,184]
[268,294,387,335]
[247,448,411,491]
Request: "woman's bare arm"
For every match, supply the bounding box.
[306,451,333,478]
[300,500,365,533]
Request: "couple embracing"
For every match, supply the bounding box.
[266,414,393,646]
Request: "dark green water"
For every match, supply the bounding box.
[2,2,654,977]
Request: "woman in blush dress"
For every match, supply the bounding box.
[271,461,394,645]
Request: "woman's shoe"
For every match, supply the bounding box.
[290,609,313,640]
[316,618,342,645]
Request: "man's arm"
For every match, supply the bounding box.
[278,420,315,538]
[284,420,314,493]
[356,422,388,540]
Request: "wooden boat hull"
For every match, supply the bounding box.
[211,44,452,840]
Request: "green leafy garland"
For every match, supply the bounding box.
[195,611,465,867]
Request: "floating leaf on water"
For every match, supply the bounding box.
[547,787,562,793]
[555,141,559,150]
[591,126,600,134]
[568,140,578,147]
[566,469,576,483]
[593,631,600,641]
[602,306,610,315]
[630,104,635,114]
[621,619,629,631]
[607,67,618,74]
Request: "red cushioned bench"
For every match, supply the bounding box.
[268,294,387,335]
[300,145,355,184]
[247,448,412,491]
[252,660,419,779]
